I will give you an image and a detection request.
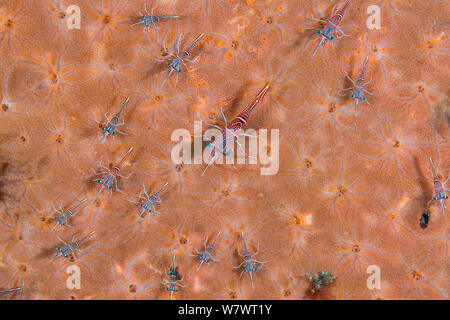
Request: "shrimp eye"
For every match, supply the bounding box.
[253,268,258,272]
[362,97,366,101]
[330,36,335,41]
[167,61,172,66]
[57,247,61,251]
[206,259,210,263]
[112,131,116,135]
[108,185,113,190]
[350,94,355,98]
[177,69,182,73]
[316,30,322,34]
[64,254,69,258]
[243,268,247,273]
[433,197,437,200]
[446,195,449,199]
[101,127,105,131]
[97,179,101,183]
[140,203,144,207]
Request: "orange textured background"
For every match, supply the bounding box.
[0,0,448,300]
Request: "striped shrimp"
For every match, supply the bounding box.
[161,254,187,300]
[50,231,95,262]
[342,56,374,115]
[132,4,178,33]
[51,198,88,231]
[312,0,351,56]
[428,157,449,218]
[190,231,221,271]
[233,232,267,289]
[132,182,168,218]
[95,97,130,144]
[92,147,134,203]
[201,83,270,176]
[161,33,205,86]
[0,281,24,299]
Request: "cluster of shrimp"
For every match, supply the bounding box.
[2,0,447,300]
[173,231,267,298]
[308,1,448,219]
[309,1,373,118]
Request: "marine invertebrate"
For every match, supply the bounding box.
[8,44,84,112]
[50,231,95,262]
[427,157,449,217]
[99,256,161,299]
[329,221,383,281]
[318,160,369,220]
[0,284,23,299]
[159,33,205,86]
[284,132,331,193]
[0,116,32,163]
[91,146,134,202]
[349,27,398,91]
[297,71,353,140]
[43,0,77,45]
[142,130,194,194]
[0,0,447,302]
[190,231,221,271]
[251,53,298,124]
[86,47,134,93]
[161,254,187,300]
[271,197,315,260]
[202,271,242,300]
[147,212,196,258]
[0,0,38,58]
[267,267,304,299]
[201,83,270,176]
[233,232,267,289]
[188,170,256,219]
[39,112,86,173]
[360,112,434,179]
[132,3,178,34]
[8,162,51,211]
[394,249,448,299]
[209,20,251,75]
[95,97,130,144]
[50,197,88,231]
[391,69,445,132]
[134,75,187,125]
[254,1,289,43]
[306,270,336,294]
[311,0,351,56]
[414,17,448,67]
[419,208,430,229]
[370,190,417,239]
[103,200,168,254]
[342,56,373,115]
[191,0,223,20]
[131,182,169,218]
[373,0,414,21]
[84,0,133,49]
